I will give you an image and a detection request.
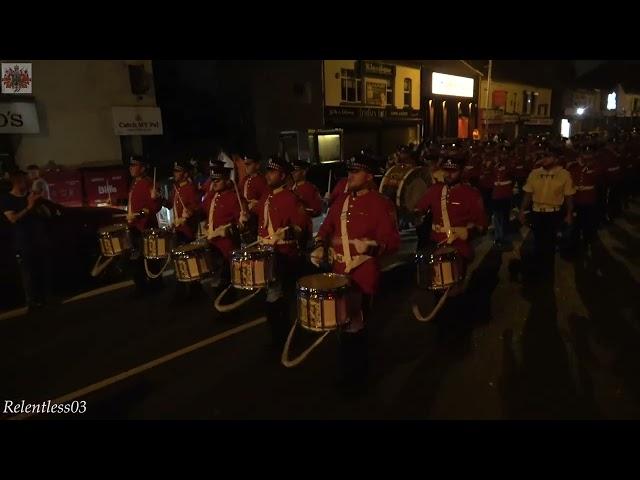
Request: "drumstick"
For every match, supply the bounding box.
[243,226,289,249]
[106,179,112,205]
[327,169,333,195]
[231,178,247,216]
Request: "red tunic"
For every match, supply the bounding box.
[256,186,311,259]
[568,161,602,206]
[415,182,487,261]
[317,190,400,295]
[240,173,269,214]
[202,188,241,259]
[491,162,514,200]
[128,176,161,233]
[292,180,323,217]
[170,180,200,241]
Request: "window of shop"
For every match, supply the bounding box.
[522,91,536,115]
[403,78,412,107]
[537,104,548,116]
[386,79,393,106]
[317,133,342,163]
[341,69,361,103]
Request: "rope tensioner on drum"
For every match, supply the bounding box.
[144,256,172,279]
[281,320,331,368]
[90,255,117,277]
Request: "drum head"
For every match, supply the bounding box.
[399,167,431,212]
[173,241,207,255]
[144,227,171,237]
[298,273,350,291]
[232,244,274,260]
[433,245,458,260]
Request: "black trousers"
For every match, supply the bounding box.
[492,198,511,243]
[481,188,493,218]
[266,254,304,348]
[336,293,372,387]
[530,211,561,273]
[16,245,52,307]
[573,204,598,247]
[130,229,164,293]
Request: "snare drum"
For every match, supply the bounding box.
[97,223,131,257]
[172,240,213,282]
[230,244,275,290]
[297,273,353,332]
[416,245,465,290]
[143,228,174,259]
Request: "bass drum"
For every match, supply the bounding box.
[379,165,431,213]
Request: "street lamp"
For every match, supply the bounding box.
[577,107,586,116]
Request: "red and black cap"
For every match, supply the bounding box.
[173,158,191,172]
[266,155,293,174]
[292,158,312,170]
[210,160,233,180]
[347,152,379,173]
[440,153,465,170]
[129,155,149,167]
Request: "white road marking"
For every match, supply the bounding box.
[0,307,29,322]
[8,316,267,420]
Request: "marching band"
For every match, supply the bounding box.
[90,132,639,393]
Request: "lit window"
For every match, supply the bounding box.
[607,92,616,110]
[340,69,361,103]
[403,78,412,107]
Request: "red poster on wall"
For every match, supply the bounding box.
[492,90,507,109]
[43,169,83,207]
[83,168,129,207]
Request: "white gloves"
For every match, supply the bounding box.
[310,246,324,267]
[352,238,376,254]
[261,227,288,245]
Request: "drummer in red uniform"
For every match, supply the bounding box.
[567,145,602,251]
[491,149,514,249]
[291,158,323,218]
[257,156,311,349]
[414,154,488,284]
[127,155,162,296]
[239,154,268,244]
[311,152,400,389]
[202,162,244,296]
[169,159,201,244]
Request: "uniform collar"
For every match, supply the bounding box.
[271,185,285,194]
[351,187,370,197]
[295,180,305,187]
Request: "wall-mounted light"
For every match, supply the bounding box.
[577,107,585,115]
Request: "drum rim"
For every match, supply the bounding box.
[98,223,129,235]
[231,245,275,260]
[171,241,210,257]
[415,246,459,262]
[143,227,174,237]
